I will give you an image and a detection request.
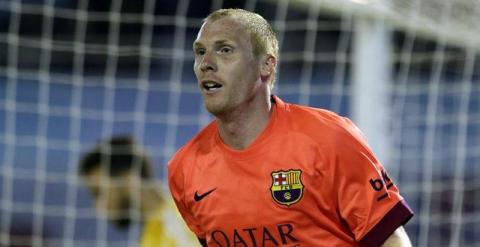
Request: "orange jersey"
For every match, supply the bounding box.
[168,96,413,247]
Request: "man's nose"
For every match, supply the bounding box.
[200,52,217,72]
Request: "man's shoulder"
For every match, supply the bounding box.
[288,103,340,120]
[184,120,217,149]
[284,102,347,132]
[298,103,370,149]
[280,101,362,146]
[168,121,217,167]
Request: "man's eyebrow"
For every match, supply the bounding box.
[214,40,230,45]
[193,40,232,48]
[193,41,203,49]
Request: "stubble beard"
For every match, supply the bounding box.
[203,94,232,117]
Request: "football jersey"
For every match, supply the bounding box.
[168,96,413,247]
[140,199,200,247]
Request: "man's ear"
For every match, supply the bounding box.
[260,55,276,83]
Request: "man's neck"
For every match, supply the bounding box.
[216,95,273,150]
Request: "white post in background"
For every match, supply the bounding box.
[352,17,392,167]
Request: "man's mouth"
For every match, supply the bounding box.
[202,80,223,92]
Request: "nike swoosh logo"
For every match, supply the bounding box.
[194,188,216,202]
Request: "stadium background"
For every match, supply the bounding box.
[0,0,479,246]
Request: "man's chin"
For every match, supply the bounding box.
[204,101,227,116]
[204,100,229,117]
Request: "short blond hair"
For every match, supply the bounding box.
[204,9,279,89]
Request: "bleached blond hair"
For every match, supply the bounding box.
[204,9,279,88]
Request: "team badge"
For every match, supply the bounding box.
[270,170,304,206]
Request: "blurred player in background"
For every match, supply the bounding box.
[79,136,198,247]
[169,8,413,247]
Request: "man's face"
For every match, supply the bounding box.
[85,167,135,229]
[193,16,263,116]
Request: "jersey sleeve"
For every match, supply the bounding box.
[167,151,205,239]
[331,118,413,247]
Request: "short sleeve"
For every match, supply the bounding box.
[168,153,205,238]
[332,119,413,246]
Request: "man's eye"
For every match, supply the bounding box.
[219,46,232,54]
[195,49,205,55]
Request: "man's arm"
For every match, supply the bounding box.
[380,226,412,247]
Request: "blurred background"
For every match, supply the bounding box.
[0,0,479,246]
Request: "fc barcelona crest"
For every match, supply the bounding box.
[270,170,304,206]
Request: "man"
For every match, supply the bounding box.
[168,8,413,247]
[79,136,198,247]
